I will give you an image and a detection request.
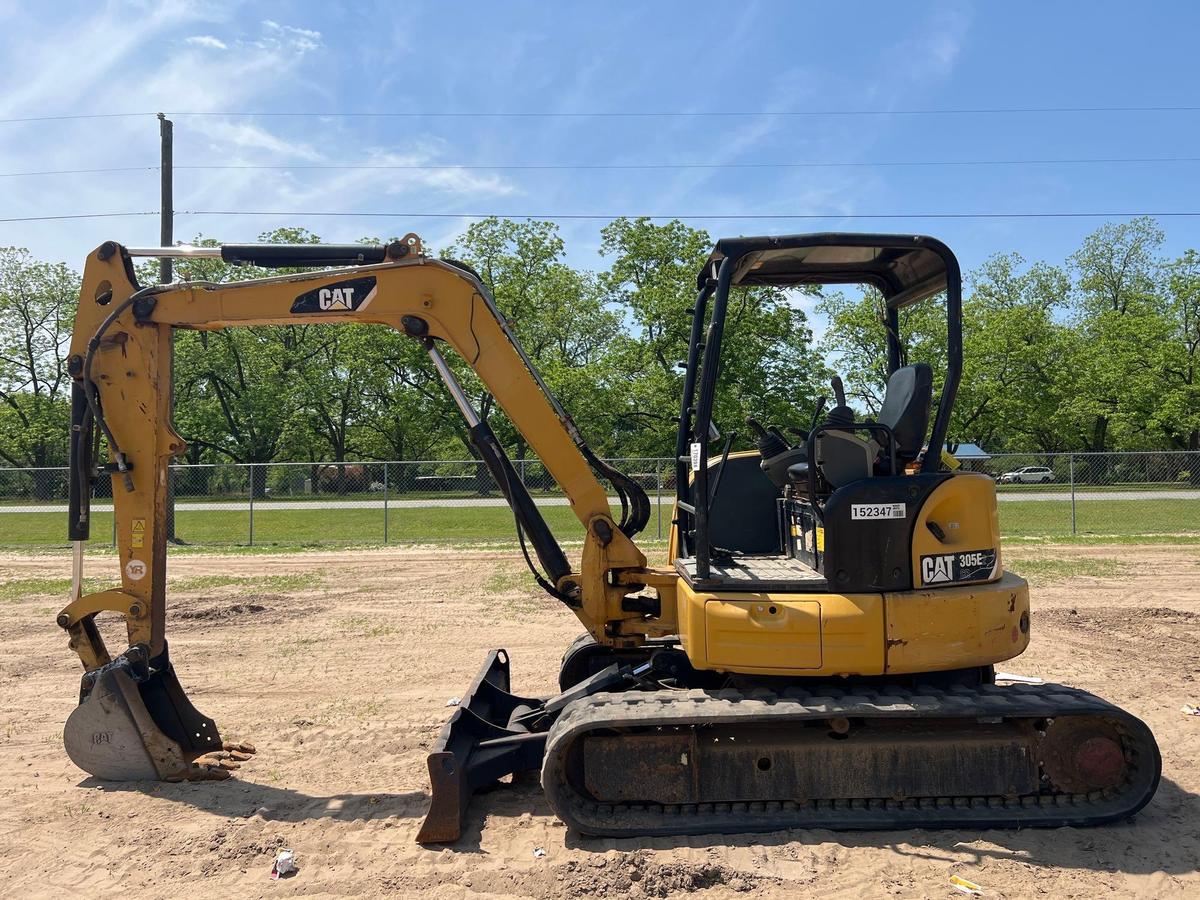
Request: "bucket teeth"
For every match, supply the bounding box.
[63,648,253,783]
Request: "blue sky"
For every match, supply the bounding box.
[1,0,1198,327]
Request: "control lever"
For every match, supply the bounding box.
[825,377,855,428]
[746,417,788,460]
[807,396,827,434]
[831,375,847,408]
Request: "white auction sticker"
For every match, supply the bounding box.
[690,442,702,472]
[125,559,147,581]
[850,502,906,520]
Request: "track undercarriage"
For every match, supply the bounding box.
[416,641,1162,843]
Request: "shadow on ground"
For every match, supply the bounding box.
[83,776,429,823]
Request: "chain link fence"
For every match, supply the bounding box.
[981,451,1200,537]
[0,458,676,548]
[1,451,1197,547]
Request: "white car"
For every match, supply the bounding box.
[997,466,1054,484]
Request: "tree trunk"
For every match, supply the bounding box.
[249,465,268,500]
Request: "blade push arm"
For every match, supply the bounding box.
[64,238,675,675]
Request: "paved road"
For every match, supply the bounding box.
[3,488,1198,514]
[997,489,1200,502]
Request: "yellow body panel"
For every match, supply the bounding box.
[705,599,824,669]
[678,573,1028,676]
[678,578,887,676]
[884,571,1030,672]
[911,471,1003,587]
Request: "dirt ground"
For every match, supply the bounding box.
[1,543,1198,898]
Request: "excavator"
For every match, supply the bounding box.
[60,231,1161,842]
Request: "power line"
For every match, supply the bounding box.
[0,166,159,178]
[6,210,1200,226]
[181,210,1200,221]
[0,212,158,223]
[3,105,1200,125]
[6,156,1200,180]
[0,113,156,124]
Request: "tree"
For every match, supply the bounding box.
[0,248,78,495]
[1152,250,1200,455]
[1065,217,1167,451]
[169,229,330,497]
[443,218,622,459]
[601,218,827,456]
[818,287,943,413]
[959,253,1074,452]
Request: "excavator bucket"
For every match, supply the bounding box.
[63,643,253,782]
[417,649,548,843]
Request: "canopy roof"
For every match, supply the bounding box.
[699,232,955,309]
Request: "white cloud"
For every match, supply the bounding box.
[202,120,324,162]
[260,19,322,53]
[185,34,227,50]
[885,6,972,88]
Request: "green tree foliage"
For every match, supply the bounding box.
[600,218,827,455]
[1065,217,1167,451]
[0,248,78,482]
[1152,249,1200,451]
[6,216,1200,481]
[960,253,1074,451]
[443,217,621,458]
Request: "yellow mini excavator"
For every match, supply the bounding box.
[60,232,1160,842]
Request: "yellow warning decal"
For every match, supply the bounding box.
[131,517,146,549]
[815,527,825,552]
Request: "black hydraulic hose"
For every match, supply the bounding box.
[68,383,93,540]
[706,431,736,513]
[468,420,573,603]
[582,446,650,539]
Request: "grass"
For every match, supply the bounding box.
[337,614,396,638]
[1005,555,1129,581]
[276,636,321,658]
[171,572,322,592]
[0,494,1196,550]
[0,501,674,548]
[483,567,538,595]
[0,577,106,601]
[0,572,322,602]
[999,496,1200,537]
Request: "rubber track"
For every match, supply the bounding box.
[541,682,1161,836]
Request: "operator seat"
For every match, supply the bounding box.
[787,362,933,489]
[876,362,933,465]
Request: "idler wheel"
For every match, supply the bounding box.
[1040,716,1127,792]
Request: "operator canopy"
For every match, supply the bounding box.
[699,233,953,308]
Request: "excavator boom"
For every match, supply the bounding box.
[60,235,671,808]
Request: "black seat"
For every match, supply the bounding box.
[877,363,933,461]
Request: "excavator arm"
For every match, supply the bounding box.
[59,235,676,795]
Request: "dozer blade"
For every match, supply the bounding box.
[417,649,548,843]
[64,643,255,782]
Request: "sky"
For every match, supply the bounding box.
[1,0,1199,341]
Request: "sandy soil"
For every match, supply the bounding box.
[1,543,1198,898]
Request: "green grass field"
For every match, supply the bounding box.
[0,495,1195,549]
[0,502,673,548]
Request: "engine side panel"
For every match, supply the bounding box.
[677,573,1029,676]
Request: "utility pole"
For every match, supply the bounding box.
[158,114,180,543]
[158,113,173,281]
